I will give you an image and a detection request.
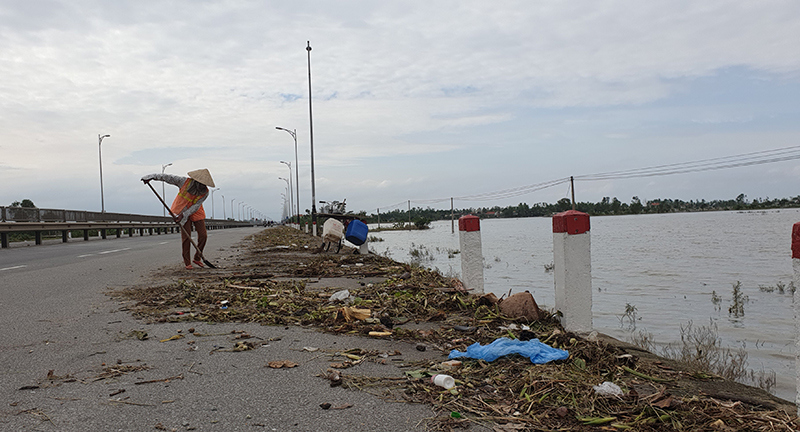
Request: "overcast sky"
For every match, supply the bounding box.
[2,1,800,220]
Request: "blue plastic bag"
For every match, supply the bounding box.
[448,337,569,364]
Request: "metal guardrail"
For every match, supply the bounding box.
[0,206,256,248]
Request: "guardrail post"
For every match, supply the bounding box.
[62,230,68,243]
[552,210,592,333]
[458,215,484,294]
[128,228,133,237]
[1,232,8,248]
[101,229,107,239]
[1,206,5,222]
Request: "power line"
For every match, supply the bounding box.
[370,144,800,212]
[575,144,800,181]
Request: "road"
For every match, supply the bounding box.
[0,228,449,431]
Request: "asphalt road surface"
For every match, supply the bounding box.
[0,227,455,431]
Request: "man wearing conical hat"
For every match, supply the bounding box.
[141,169,215,269]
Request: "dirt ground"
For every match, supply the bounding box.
[116,226,799,431]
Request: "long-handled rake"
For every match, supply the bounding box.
[145,181,217,268]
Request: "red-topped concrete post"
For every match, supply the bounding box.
[553,210,592,333]
[792,222,800,415]
[459,215,484,294]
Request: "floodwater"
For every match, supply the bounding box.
[366,210,799,402]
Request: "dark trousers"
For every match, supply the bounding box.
[181,219,207,266]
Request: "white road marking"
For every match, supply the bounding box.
[98,248,131,255]
[78,254,94,258]
[0,265,26,272]
[158,241,170,245]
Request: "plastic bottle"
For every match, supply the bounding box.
[431,374,455,389]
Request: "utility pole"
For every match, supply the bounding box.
[307,41,317,235]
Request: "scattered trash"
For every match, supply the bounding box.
[499,291,542,321]
[593,381,623,397]
[440,360,462,370]
[477,293,499,306]
[329,289,350,302]
[368,331,392,337]
[448,337,569,364]
[267,360,298,369]
[336,307,371,322]
[320,402,331,410]
[450,411,462,419]
[415,344,426,352]
[431,374,455,389]
[159,334,184,343]
[302,347,319,352]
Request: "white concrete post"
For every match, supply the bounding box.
[359,241,369,255]
[304,223,308,234]
[313,221,317,237]
[552,210,592,333]
[793,222,800,416]
[458,215,484,294]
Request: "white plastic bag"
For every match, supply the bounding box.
[592,381,623,397]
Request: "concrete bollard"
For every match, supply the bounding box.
[552,210,592,333]
[458,215,484,294]
[792,222,800,416]
[359,241,369,255]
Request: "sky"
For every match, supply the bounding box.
[2,1,800,221]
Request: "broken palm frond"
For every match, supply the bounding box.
[134,374,184,385]
[92,364,151,382]
[112,226,800,432]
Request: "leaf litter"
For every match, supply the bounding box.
[114,226,799,431]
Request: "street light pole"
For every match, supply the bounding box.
[231,199,236,221]
[98,134,111,213]
[278,176,290,222]
[222,194,226,220]
[276,127,301,226]
[280,161,293,225]
[161,163,172,217]
[210,188,219,219]
[306,41,317,235]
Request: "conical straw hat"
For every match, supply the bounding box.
[187,168,215,187]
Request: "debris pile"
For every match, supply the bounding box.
[114,226,799,431]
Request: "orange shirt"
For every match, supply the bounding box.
[170,179,206,221]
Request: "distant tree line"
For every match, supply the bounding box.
[361,193,800,224]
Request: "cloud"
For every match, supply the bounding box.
[2,1,800,217]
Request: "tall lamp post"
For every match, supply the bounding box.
[161,163,172,217]
[276,127,301,226]
[280,161,293,225]
[306,41,317,234]
[210,188,220,219]
[221,194,226,220]
[278,177,291,222]
[231,199,236,221]
[98,134,111,213]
